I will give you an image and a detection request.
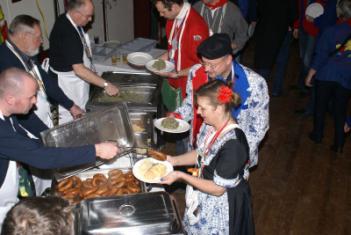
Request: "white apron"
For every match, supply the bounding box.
[0,112,45,230]
[0,161,19,231]
[5,41,53,128]
[51,14,91,124]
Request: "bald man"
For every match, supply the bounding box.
[0,68,118,228]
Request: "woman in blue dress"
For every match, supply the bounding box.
[161,80,255,235]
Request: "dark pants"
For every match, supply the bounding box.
[312,80,351,148]
[272,31,293,95]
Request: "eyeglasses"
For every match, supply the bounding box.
[201,60,223,70]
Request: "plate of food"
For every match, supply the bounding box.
[145,59,175,73]
[154,117,190,133]
[127,52,153,67]
[133,158,173,183]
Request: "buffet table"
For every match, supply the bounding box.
[91,38,166,75]
[38,39,184,234]
[94,48,166,75]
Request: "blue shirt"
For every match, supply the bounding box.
[311,21,351,90]
[0,115,95,187]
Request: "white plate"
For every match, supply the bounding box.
[133,158,173,184]
[154,117,190,134]
[305,3,324,18]
[127,52,153,67]
[145,59,175,73]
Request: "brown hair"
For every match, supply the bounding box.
[1,197,74,235]
[196,80,241,112]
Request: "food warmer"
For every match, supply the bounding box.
[73,191,184,234]
[40,104,135,178]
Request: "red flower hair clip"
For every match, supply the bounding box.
[217,86,232,104]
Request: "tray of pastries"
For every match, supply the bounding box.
[55,168,147,203]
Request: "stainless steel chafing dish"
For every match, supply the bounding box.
[41,104,134,148]
[128,111,154,148]
[89,85,159,108]
[40,104,135,178]
[102,72,161,87]
[84,104,156,148]
[74,191,184,235]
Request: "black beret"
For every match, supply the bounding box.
[197,33,232,60]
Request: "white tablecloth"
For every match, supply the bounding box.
[94,48,166,76]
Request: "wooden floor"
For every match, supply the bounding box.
[169,39,351,234]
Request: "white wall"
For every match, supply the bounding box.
[90,0,134,43]
[0,0,134,49]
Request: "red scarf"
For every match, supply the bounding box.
[203,0,228,10]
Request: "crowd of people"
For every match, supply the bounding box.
[0,0,350,234]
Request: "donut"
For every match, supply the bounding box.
[62,188,80,200]
[96,185,109,196]
[71,176,82,188]
[84,193,100,200]
[105,187,117,196]
[110,173,125,182]
[108,169,123,178]
[113,188,124,196]
[147,148,167,161]
[82,179,94,189]
[57,177,73,192]
[81,186,98,198]
[120,188,130,195]
[128,184,140,193]
[111,180,125,188]
[92,174,108,187]
[85,178,93,185]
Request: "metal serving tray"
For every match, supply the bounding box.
[89,85,159,108]
[70,167,147,194]
[102,72,161,86]
[74,192,183,235]
[85,105,156,148]
[129,111,154,147]
[41,104,134,148]
[40,104,135,179]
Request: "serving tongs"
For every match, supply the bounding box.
[56,147,167,181]
[56,147,137,181]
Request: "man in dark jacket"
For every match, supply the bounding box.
[0,15,84,135]
[0,67,119,228]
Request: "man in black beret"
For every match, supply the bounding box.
[172,33,270,168]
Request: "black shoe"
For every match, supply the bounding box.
[330,145,343,153]
[308,133,322,144]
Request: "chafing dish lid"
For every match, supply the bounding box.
[76,192,182,234]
